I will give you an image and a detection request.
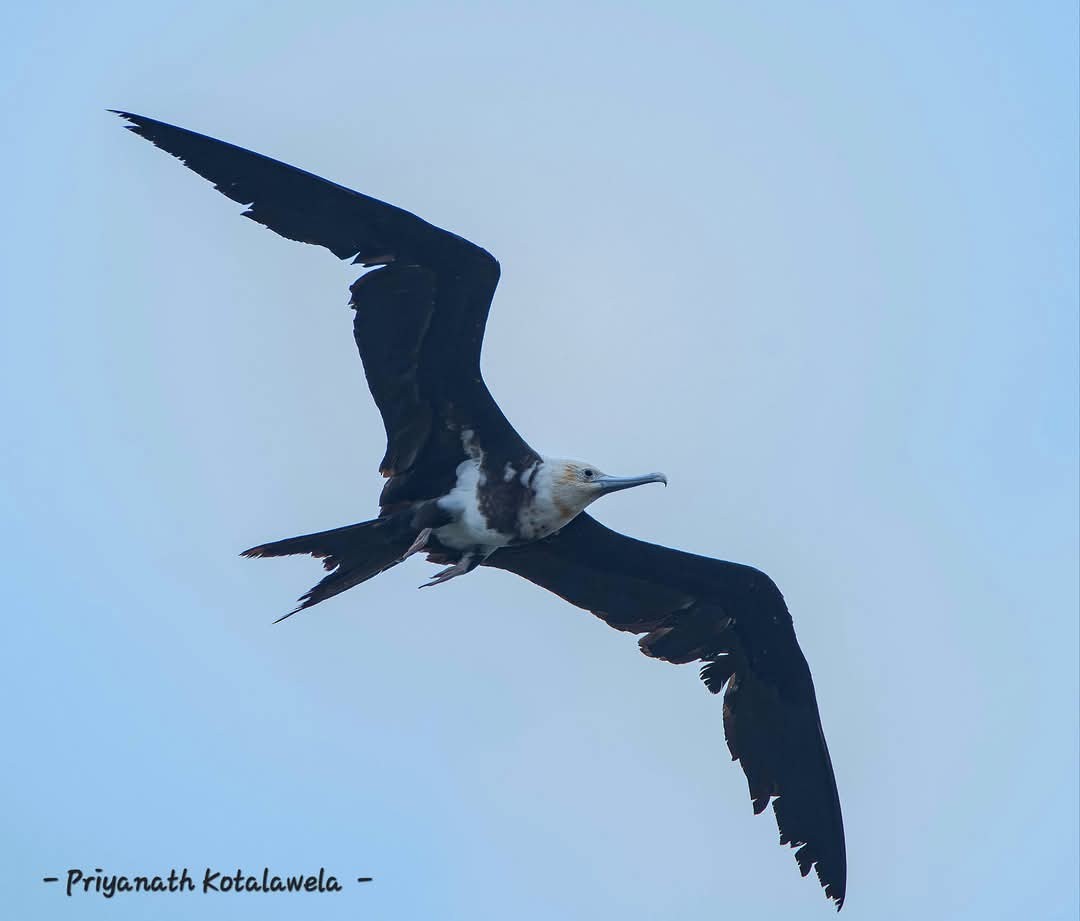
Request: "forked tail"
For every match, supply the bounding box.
[242,515,415,621]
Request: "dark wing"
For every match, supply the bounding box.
[485,513,846,909]
[114,111,537,497]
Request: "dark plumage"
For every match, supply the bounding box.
[115,110,847,908]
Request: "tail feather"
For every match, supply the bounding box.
[242,516,414,621]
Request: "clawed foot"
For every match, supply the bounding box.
[402,527,432,560]
[419,554,478,588]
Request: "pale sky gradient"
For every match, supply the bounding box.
[3,2,1078,919]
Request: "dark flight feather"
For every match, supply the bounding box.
[486,513,847,908]
[112,110,536,499]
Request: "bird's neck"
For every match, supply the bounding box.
[527,458,586,533]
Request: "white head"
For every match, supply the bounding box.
[545,459,667,519]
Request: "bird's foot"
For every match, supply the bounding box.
[402,527,432,560]
[419,553,479,588]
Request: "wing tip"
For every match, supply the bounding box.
[784,817,847,910]
[821,864,847,911]
[109,109,143,126]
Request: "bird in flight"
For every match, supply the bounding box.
[114,111,847,908]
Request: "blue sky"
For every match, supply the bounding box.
[2,2,1077,919]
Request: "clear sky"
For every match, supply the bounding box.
[2,2,1077,919]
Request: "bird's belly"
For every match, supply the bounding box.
[433,517,510,552]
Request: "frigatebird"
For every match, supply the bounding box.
[114,111,847,908]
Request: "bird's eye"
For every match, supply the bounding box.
[583,469,594,479]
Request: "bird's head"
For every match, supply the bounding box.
[547,460,667,518]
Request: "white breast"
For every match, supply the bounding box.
[434,459,510,551]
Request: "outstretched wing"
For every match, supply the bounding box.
[114,111,537,499]
[485,513,847,909]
